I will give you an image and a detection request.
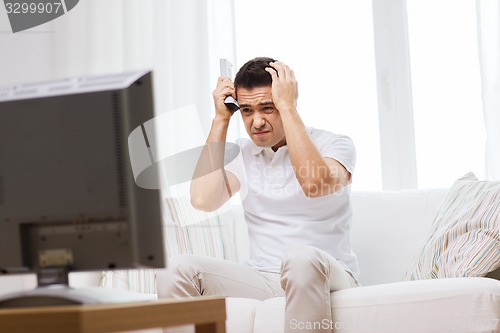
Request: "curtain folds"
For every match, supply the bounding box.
[50,0,238,292]
[53,0,237,138]
[476,0,500,180]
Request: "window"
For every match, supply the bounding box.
[234,0,486,190]
[407,0,485,188]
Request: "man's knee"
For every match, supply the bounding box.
[156,254,202,299]
[281,246,329,289]
[282,245,326,272]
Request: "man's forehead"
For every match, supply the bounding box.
[237,86,273,105]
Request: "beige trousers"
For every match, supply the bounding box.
[156,245,358,333]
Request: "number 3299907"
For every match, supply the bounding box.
[5,2,63,14]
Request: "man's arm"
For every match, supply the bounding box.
[265,62,351,198]
[190,77,240,212]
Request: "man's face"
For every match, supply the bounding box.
[237,85,286,151]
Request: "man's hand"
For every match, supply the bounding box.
[264,61,350,197]
[213,76,237,120]
[265,61,299,113]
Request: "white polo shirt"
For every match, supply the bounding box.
[228,127,359,279]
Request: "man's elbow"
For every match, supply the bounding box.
[190,196,221,212]
[190,182,221,212]
[301,178,346,198]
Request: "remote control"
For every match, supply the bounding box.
[220,59,240,112]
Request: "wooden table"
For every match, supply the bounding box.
[0,297,226,333]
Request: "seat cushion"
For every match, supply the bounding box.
[331,278,500,333]
[233,277,500,333]
[226,298,262,333]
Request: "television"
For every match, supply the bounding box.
[0,70,166,307]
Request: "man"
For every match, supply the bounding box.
[157,57,359,333]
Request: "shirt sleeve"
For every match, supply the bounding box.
[224,138,246,181]
[312,128,356,175]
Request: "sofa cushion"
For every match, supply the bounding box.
[237,278,500,333]
[350,189,447,285]
[252,297,285,333]
[330,278,500,333]
[405,172,500,280]
[226,298,267,333]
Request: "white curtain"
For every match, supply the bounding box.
[476,0,500,180]
[50,0,239,292]
[52,0,238,138]
[52,0,240,210]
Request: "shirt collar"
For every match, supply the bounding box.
[250,141,266,155]
[249,141,286,156]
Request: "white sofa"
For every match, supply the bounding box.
[221,188,500,333]
[2,189,499,333]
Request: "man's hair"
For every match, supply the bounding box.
[234,57,277,89]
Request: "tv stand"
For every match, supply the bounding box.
[0,297,226,333]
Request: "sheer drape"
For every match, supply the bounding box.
[50,0,239,292]
[52,0,237,138]
[476,0,500,180]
